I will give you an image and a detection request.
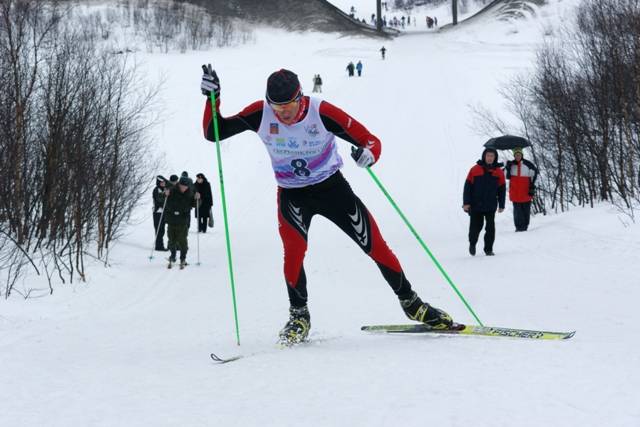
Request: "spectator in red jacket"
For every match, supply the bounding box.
[463,148,506,256]
[505,147,538,232]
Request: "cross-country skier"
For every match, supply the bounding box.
[200,65,453,345]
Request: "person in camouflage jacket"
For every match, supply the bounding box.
[164,176,199,265]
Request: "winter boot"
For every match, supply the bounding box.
[278,305,311,346]
[179,259,188,269]
[469,244,476,256]
[400,291,453,329]
[167,254,176,269]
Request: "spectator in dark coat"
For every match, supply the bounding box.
[194,173,213,233]
[312,74,323,93]
[180,171,194,228]
[463,148,506,256]
[346,61,355,77]
[152,175,168,251]
[505,147,538,232]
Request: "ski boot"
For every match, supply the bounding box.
[167,256,176,269]
[179,259,188,270]
[278,305,311,346]
[400,291,454,330]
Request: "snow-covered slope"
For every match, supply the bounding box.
[2,1,639,426]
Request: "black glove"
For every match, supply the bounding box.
[351,146,375,168]
[201,64,220,98]
[528,183,536,196]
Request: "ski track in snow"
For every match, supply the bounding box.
[2,1,640,426]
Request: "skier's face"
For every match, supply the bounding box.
[271,99,301,125]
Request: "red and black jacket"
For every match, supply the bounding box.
[202,96,381,162]
[463,160,506,213]
[505,159,538,203]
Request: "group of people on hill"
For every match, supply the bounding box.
[152,172,213,268]
[463,147,538,256]
[347,4,438,30]
[346,61,363,77]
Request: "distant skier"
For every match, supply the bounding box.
[356,60,363,77]
[164,176,199,268]
[346,61,355,77]
[152,175,168,251]
[380,46,386,60]
[505,148,538,232]
[463,148,506,256]
[194,173,213,233]
[201,65,454,345]
[312,74,323,93]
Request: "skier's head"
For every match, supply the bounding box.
[169,174,179,183]
[156,175,167,187]
[178,176,190,191]
[266,69,301,105]
[266,69,303,124]
[196,173,206,183]
[481,148,498,165]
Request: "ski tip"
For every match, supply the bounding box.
[210,352,242,364]
[563,331,576,339]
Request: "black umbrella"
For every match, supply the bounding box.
[484,135,531,150]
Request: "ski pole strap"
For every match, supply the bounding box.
[365,167,484,326]
[209,90,241,345]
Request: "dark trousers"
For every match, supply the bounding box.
[153,212,166,249]
[197,214,208,233]
[167,224,188,261]
[277,172,413,308]
[468,211,496,252]
[513,202,531,231]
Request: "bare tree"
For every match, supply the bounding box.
[477,0,640,218]
[0,0,158,297]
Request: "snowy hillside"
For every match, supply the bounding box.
[2,0,639,426]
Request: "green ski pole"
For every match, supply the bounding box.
[209,87,241,345]
[365,166,484,326]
